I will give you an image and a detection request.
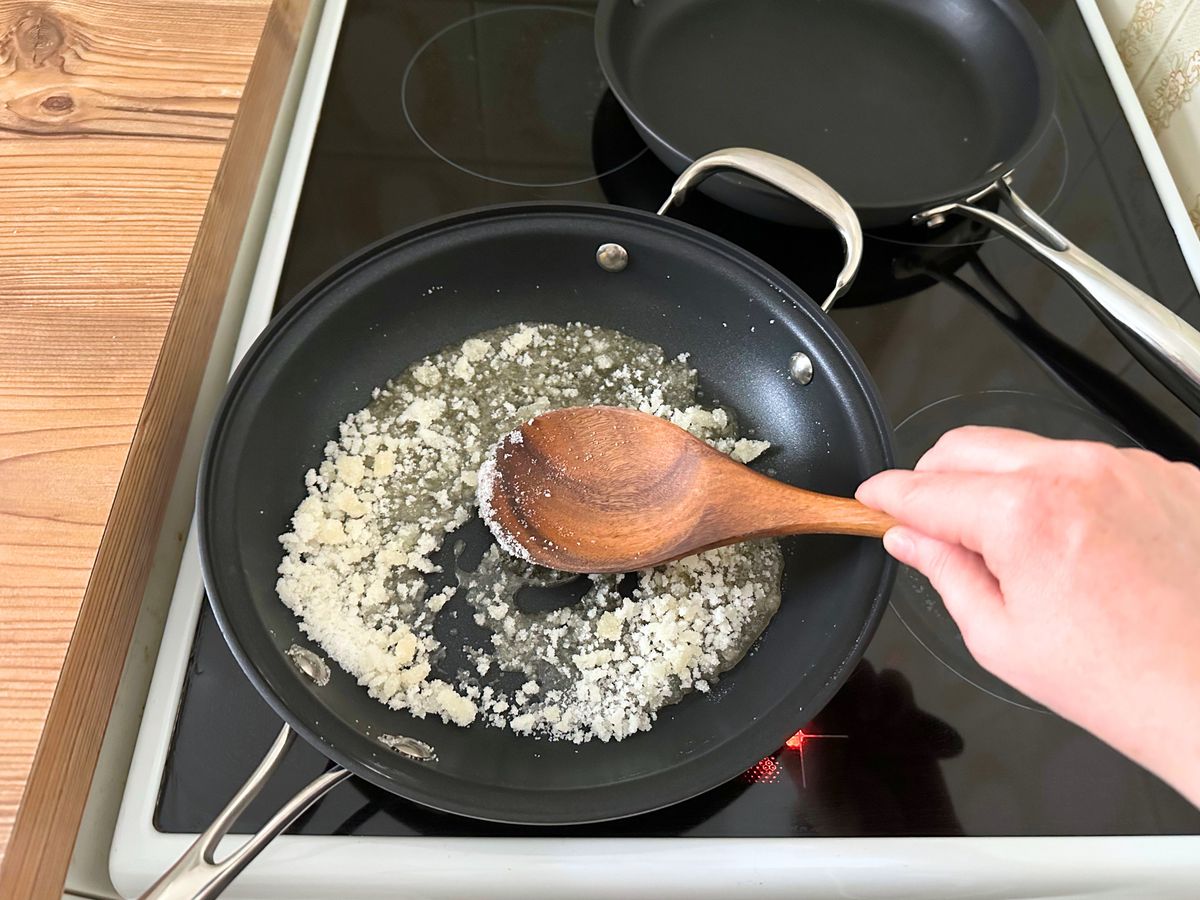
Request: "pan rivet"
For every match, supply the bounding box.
[287,644,331,686]
[379,734,437,762]
[789,352,814,385]
[924,212,947,228]
[596,243,629,272]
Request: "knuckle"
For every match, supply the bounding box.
[1065,441,1121,480]
[919,426,984,468]
[1037,476,1099,561]
[1057,505,1095,559]
[998,478,1039,519]
[1054,474,1096,514]
[936,426,976,449]
[950,424,996,446]
[917,432,960,468]
[1121,447,1162,467]
[1170,459,1200,482]
[993,478,1059,559]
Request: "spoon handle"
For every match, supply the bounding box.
[724,479,898,540]
[784,492,897,538]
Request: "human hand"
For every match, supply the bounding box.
[856,426,1200,806]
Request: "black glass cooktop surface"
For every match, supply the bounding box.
[156,0,1200,836]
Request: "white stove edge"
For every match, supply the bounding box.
[106,1,1200,898]
[64,1,332,896]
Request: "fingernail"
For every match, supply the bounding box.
[883,527,913,560]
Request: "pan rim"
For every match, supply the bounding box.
[197,201,897,824]
[593,0,1058,220]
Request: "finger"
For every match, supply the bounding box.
[857,469,1021,554]
[884,526,1008,644]
[915,426,1058,474]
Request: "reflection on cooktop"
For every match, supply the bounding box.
[402,5,645,188]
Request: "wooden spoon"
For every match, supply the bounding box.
[478,406,896,573]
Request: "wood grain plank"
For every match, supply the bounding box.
[0,0,307,893]
[0,0,265,141]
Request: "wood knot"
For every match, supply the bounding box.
[14,9,67,69]
[40,93,72,112]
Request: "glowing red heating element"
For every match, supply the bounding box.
[742,728,849,787]
[784,729,808,750]
[741,756,781,784]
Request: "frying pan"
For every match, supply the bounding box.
[595,0,1200,418]
[143,150,893,899]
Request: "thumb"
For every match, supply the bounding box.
[884,526,1008,656]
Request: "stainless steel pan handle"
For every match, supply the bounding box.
[658,148,863,312]
[139,725,351,900]
[916,178,1200,417]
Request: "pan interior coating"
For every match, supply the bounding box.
[275,321,785,745]
[601,0,1052,213]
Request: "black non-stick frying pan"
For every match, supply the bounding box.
[143,151,892,898]
[595,0,1200,418]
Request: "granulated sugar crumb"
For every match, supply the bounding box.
[730,438,771,464]
[277,322,782,743]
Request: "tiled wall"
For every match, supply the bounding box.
[1098,0,1200,234]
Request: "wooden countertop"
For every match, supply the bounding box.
[0,0,309,893]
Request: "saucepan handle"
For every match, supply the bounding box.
[139,725,351,900]
[657,148,864,312]
[916,179,1200,417]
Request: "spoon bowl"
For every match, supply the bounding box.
[478,406,895,573]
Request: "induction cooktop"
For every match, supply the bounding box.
[154,0,1200,840]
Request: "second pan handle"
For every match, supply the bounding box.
[658,148,864,312]
[916,179,1200,418]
